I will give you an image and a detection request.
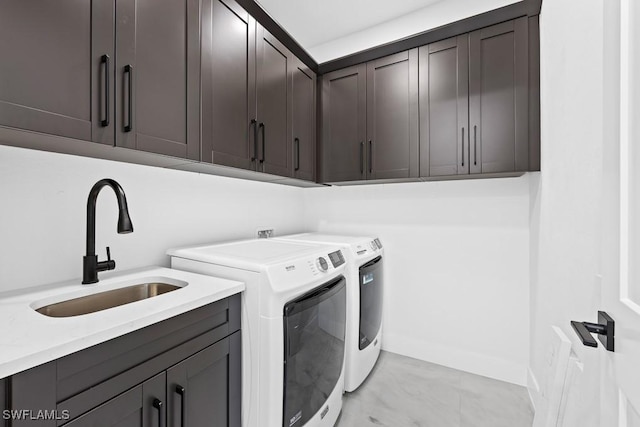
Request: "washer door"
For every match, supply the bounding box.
[283,275,346,427]
[359,256,383,350]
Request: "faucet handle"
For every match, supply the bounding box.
[101,246,115,271]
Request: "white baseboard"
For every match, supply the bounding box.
[527,367,540,412]
[382,333,528,386]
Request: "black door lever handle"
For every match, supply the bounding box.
[571,321,598,347]
[570,311,615,351]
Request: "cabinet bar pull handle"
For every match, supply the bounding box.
[360,141,364,174]
[123,65,133,132]
[152,398,164,427]
[100,55,110,127]
[294,137,300,171]
[250,119,257,161]
[259,122,265,163]
[473,125,477,166]
[461,127,465,167]
[175,385,186,427]
[368,140,373,174]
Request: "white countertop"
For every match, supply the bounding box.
[0,267,244,379]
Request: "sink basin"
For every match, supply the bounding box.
[35,283,181,318]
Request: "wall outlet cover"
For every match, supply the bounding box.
[257,228,275,238]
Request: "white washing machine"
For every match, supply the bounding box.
[167,239,348,427]
[274,233,384,392]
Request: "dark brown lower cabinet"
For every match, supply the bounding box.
[167,335,241,427]
[0,377,6,421]
[64,373,165,427]
[5,296,240,427]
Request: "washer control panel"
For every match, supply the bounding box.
[328,250,345,268]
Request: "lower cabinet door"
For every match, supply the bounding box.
[64,373,166,427]
[0,377,6,418]
[167,333,241,427]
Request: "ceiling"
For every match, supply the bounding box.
[256,0,444,49]
[256,0,521,63]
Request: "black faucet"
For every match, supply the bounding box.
[82,179,134,284]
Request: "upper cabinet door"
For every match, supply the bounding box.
[469,17,528,174]
[419,36,469,177]
[257,27,292,177]
[0,0,113,144]
[201,0,257,170]
[291,60,316,181]
[366,50,419,180]
[115,0,199,160]
[320,64,367,182]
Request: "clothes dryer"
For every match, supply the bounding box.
[274,233,384,392]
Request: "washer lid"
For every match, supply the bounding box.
[167,239,332,272]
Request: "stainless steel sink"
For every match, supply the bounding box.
[36,283,181,317]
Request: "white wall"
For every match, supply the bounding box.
[309,0,519,63]
[528,0,605,423]
[0,145,305,292]
[302,176,531,385]
[0,146,532,388]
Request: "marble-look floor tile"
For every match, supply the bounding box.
[335,351,532,427]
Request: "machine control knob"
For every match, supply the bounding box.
[316,257,328,272]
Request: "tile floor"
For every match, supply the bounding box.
[335,351,534,427]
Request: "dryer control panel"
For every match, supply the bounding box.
[316,256,329,271]
[328,250,345,267]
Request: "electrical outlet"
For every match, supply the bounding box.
[257,228,274,238]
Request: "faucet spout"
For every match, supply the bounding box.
[83,179,134,284]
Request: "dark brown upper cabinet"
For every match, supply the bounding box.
[419,36,469,177]
[366,50,419,180]
[115,0,200,159]
[419,17,529,177]
[256,27,292,177]
[320,51,418,183]
[200,1,316,181]
[201,0,257,170]
[469,18,529,173]
[0,0,199,160]
[0,0,114,145]
[320,64,367,182]
[291,59,317,181]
